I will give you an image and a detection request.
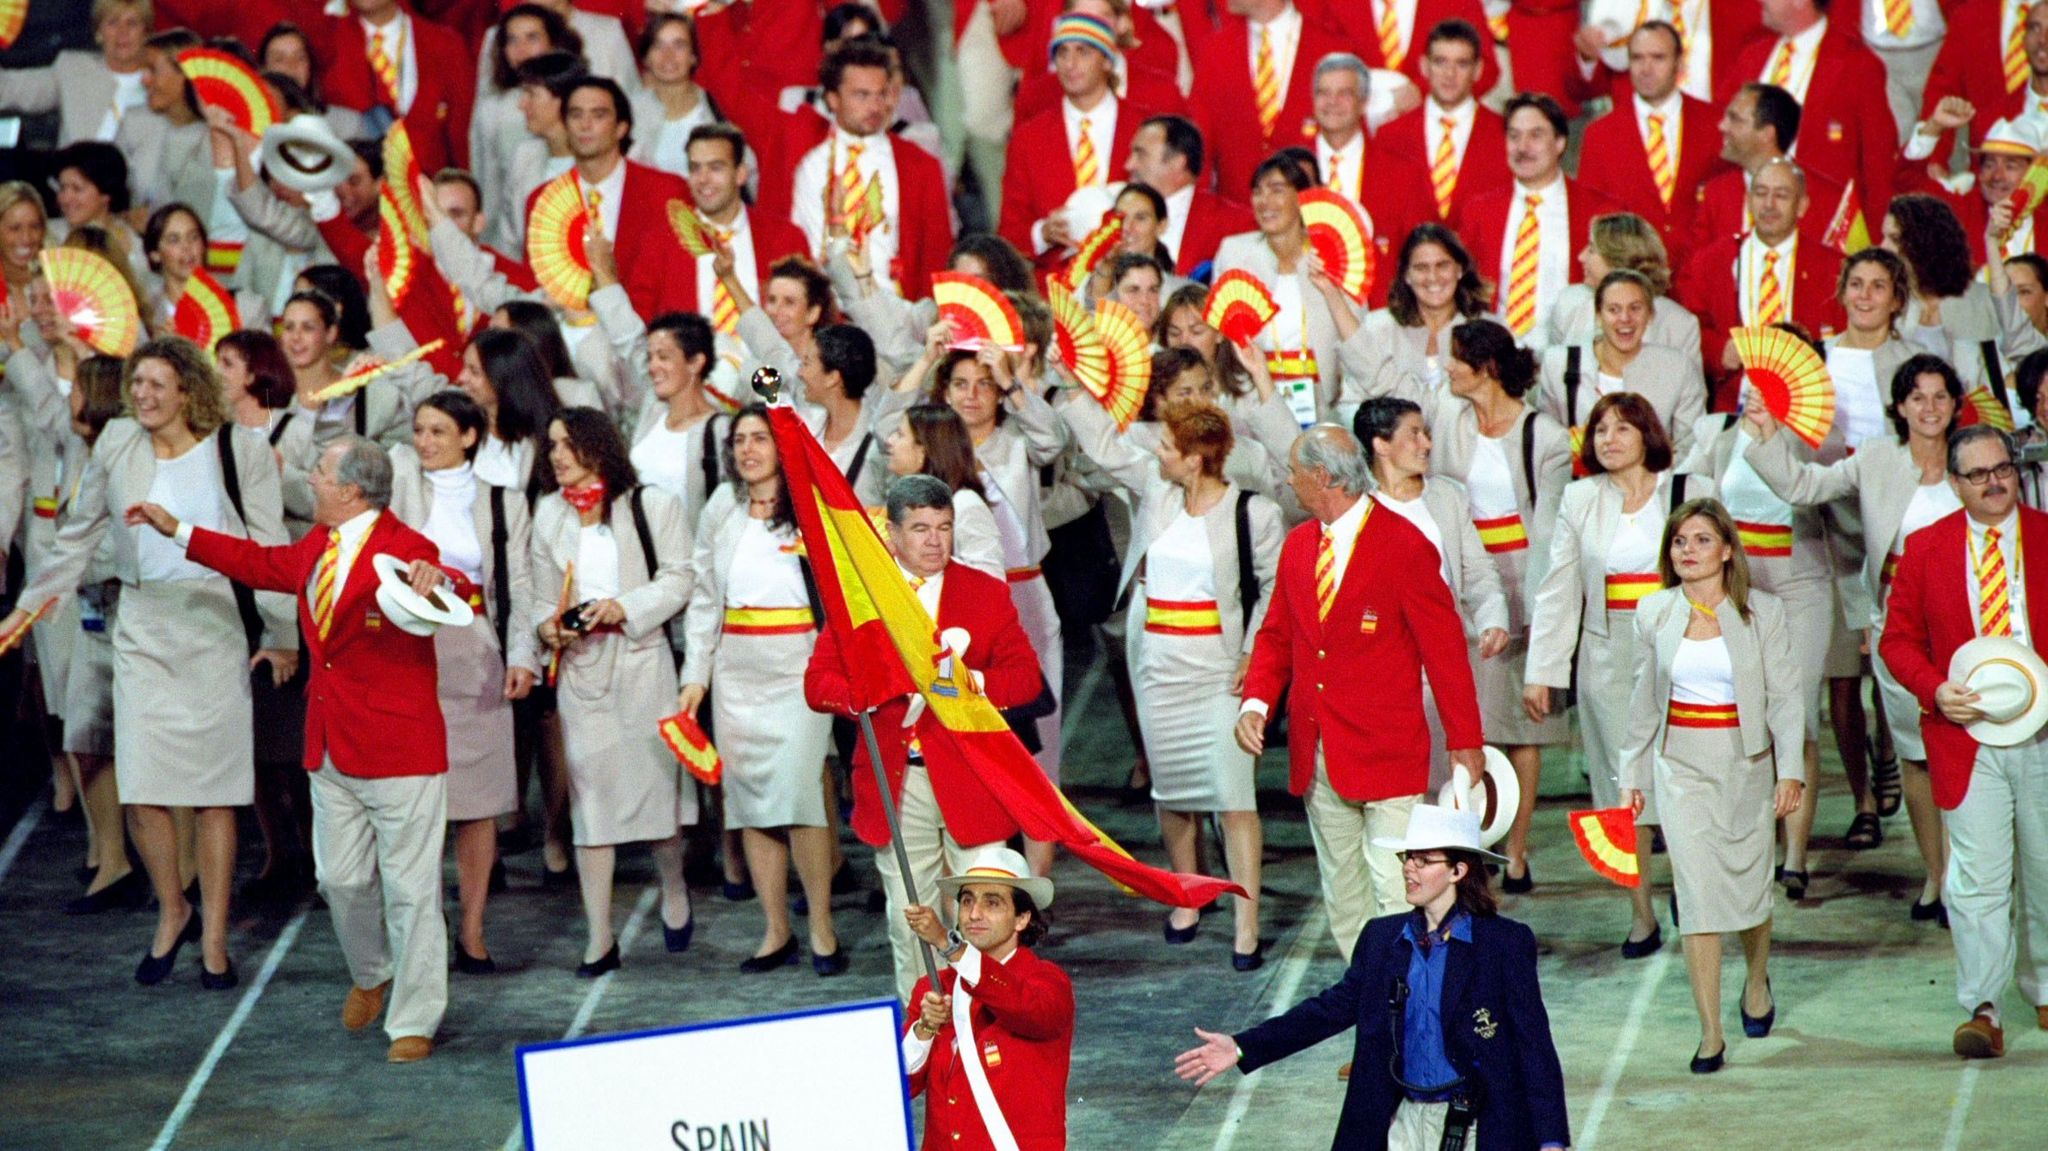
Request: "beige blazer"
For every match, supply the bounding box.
[19,420,296,648]
[1525,468,1720,681]
[1618,587,1807,789]
[225,178,334,309]
[1924,281,2041,398]
[531,482,694,651]
[0,51,124,147]
[0,400,24,593]
[388,444,540,675]
[680,483,791,686]
[1212,230,1361,423]
[1334,309,1469,418]
[1545,285,1702,362]
[115,113,215,217]
[3,347,90,569]
[1535,342,1707,460]
[1741,430,1936,628]
[468,87,529,252]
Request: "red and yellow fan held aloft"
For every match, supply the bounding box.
[527,172,594,312]
[2009,156,2048,221]
[40,247,140,357]
[658,712,723,786]
[1298,188,1374,305]
[177,48,283,136]
[376,187,416,308]
[381,123,430,249]
[0,0,27,51]
[1061,212,1124,292]
[666,198,712,258]
[1203,269,1279,346]
[1732,325,1835,449]
[932,271,1024,350]
[173,270,240,351]
[1093,298,1151,432]
[1569,807,1642,888]
[849,175,886,246]
[1958,386,2016,431]
[1048,279,1109,395]
[311,339,445,403]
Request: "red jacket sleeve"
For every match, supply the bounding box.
[971,592,1045,710]
[317,215,373,291]
[964,954,1075,1043]
[185,527,316,597]
[1241,526,1304,708]
[1875,530,1943,708]
[803,620,854,716]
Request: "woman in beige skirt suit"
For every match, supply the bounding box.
[1535,270,1707,462]
[1739,353,1965,925]
[3,337,297,987]
[1525,392,1717,955]
[389,391,538,973]
[1620,498,1805,1073]
[532,408,697,976]
[679,405,843,975]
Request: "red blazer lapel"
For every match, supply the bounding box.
[330,513,397,639]
[2022,510,2048,645]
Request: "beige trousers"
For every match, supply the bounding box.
[1388,1099,1476,1151]
[873,761,985,1002]
[1945,735,2048,1012]
[1305,750,1418,961]
[311,762,448,1042]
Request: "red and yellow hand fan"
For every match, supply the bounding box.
[40,247,139,357]
[1061,213,1124,292]
[1093,298,1152,433]
[177,48,282,137]
[381,124,429,248]
[311,339,445,402]
[2010,157,2048,222]
[1048,280,1110,400]
[1568,425,1591,479]
[173,269,240,351]
[666,198,712,259]
[527,172,593,311]
[1299,188,1374,305]
[376,187,416,308]
[1958,386,2016,431]
[1731,326,1834,449]
[1569,807,1641,888]
[658,712,723,785]
[849,175,886,245]
[0,1,27,52]
[1203,269,1278,346]
[933,271,1024,350]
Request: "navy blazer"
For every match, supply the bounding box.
[1235,913,1570,1151]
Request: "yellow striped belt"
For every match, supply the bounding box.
[205,240,244,274]
[1474,513,1528,554]
[1604,573,1661,611]
[1006,566,1042,583]
[723,606,815,635]
[32,496,57,519]
[1668,701,1739,729]
[1736,520,1793,558]
[1144,597,1223,636]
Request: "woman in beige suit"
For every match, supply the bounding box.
[1063,393,1284,967]
[532,408,697,976]
[1535,270,1707,461]
[1545,212,1701,360]
[1,337,297,988]
[679,405,842,975]
[389,391,538,974]
[592,301,730,527]
[1525,393,1717,953]
[1333,223,1488,419]
[1620,498,1805,1073]
[1739,353,1965,925]
[119,31,215,221]
[274,291,411,454]
[1886,195,2042,401]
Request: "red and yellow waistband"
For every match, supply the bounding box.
[32,496,57,519]
[1668,701,1739,728]
[1737,520,1792,558]
[723,606,815,635]
[1006,566,1042,583]
[1265,350,1320,379]
[1605,573,1661,611]
[1474,513,1528,554]
[205,240,244,274]
[1145,597,1222,636]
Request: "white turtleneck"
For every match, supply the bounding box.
[422,463,484,582]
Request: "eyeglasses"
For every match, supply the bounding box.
[1954,462,2019,487]
[1397,852,1451,869]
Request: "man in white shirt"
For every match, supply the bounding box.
[998,12,1125,268]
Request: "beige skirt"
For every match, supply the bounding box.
[29,597,80,719]
[1011,570,1063,783]
[1475,632,1567,747]
[436,619,517,822]
[60,584,117,757]
[558,629,692,846]
[1577,614,1657,822]
[112,578,253,807]
[712,629,832,830]
[1658,719,1777,935]
[1127,586,1256,812]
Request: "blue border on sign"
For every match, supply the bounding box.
[514,995,915,1151]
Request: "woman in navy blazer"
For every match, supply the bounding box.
[1177,805,1570,1151]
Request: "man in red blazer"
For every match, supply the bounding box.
[1690,81,1852,252]
[1306,53,1433,303]
[1923,119,2048,269]
[1716,0,1897,224]
[1235,426,1484,960]
[1907,0,2047,163]
[1190,0,1347,199]
[1567,0,1767,106]
[317,0,476,173]
[788,41,955,300]
[1001,13,1146,273]
[1577,22,1727,254]
[1459,94,1619,347]
[659,123,810,330]
[1012,0,1189,124]
[806,476,1047,1000]
[134,437,462,1065]
[1374,19,1507,228]
[1876,424,2048,1061]
[1123,115,1255,275]
[1679,157,1846,408]
[1304,0,1494,96]
[902,847,1073,1151]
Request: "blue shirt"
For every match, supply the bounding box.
[1399,910,1471,1098]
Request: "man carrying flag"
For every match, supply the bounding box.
[806,475,1047,1000]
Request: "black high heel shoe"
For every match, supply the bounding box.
[1502,862,1534,895]
[1776,867,1809,901]
[64,869,146,915]
[812,947,849,976]
[575,943,621,978]
[739,936,799,973]
[454,943,498,975]
[136,907,201,986]
[1741,979,1776,1038]
[1690,1042,1726,1074]
[199,960,239,991]
[1621,925,1663,959]
[1163,913,1199,945]
[1232,943,1265,972]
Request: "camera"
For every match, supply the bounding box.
[559,599,600,634]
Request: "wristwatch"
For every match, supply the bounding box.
[945,928,967,953]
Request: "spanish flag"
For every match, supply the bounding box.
[768,404,1244,908]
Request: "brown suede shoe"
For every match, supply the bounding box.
[1953,1010,2005,1059]
[387,1036,433,1063]
[342,980,392,1031]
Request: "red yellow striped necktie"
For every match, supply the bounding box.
[1881,0,1915,38]
[1375,0,1405,71]
[1504,193,1543,337]
[1074,116,1099,188]
[1253,24,1281,138]
[1315,525,1337,620]
[1766,39,1795,88]
[838,142,867,227]
[1429,117,1458,218]
[311,529,342,640]
[1755,248,1785,326]
[710,227,739,334]
[366,22,404,112]
[2008,0,2030,95]
[1646,112,1675,207]
[1977,526,2014,637]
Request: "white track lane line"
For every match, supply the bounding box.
[1209,906,1329,1151]
[147,907,311,1151]
[1577,947,1672,1151]
[500,885,660,1151]
[0,791,48,885]
[1941,1063,1981,1151]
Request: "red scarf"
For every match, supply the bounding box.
[562,480,607,513]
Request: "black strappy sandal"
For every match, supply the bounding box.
[1844,811,1883,851]
[1872,755,1902,818]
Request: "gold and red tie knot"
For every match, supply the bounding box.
[1977,527,2014,637]
[1254,24,1282,138]
[1736,519,1793,557]
[1756,249,1785,326]
[1474,513,1528,553]
[1604,572,1660,611]
[1505,193,1543,337]
[1074,117,1099,188]
[1668,701,1740,728]
[1767,39,1795,88]
[366,25,403,111]
[1145,597,1223,636]
[1429,119,1458,218]
[722,605,816,635]
[1881,0,1915,37]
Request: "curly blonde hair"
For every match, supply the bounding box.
[1588,213,1673,297]
[125,335,228,438]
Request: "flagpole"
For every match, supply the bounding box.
[858,709,941,991]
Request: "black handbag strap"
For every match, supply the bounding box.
[846,431,875,487]
[489,484,511,654]
[267,410,294,446]
[352,388,367,436]
[629,485,658,581]
[700,416,721,502]
[1982,340,2011,413]
[1670,472,1689,511]
[1564,346,1582,425]
[1519,409,1537,510]
[215,430,264,654]
[1234,488,1258,630]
